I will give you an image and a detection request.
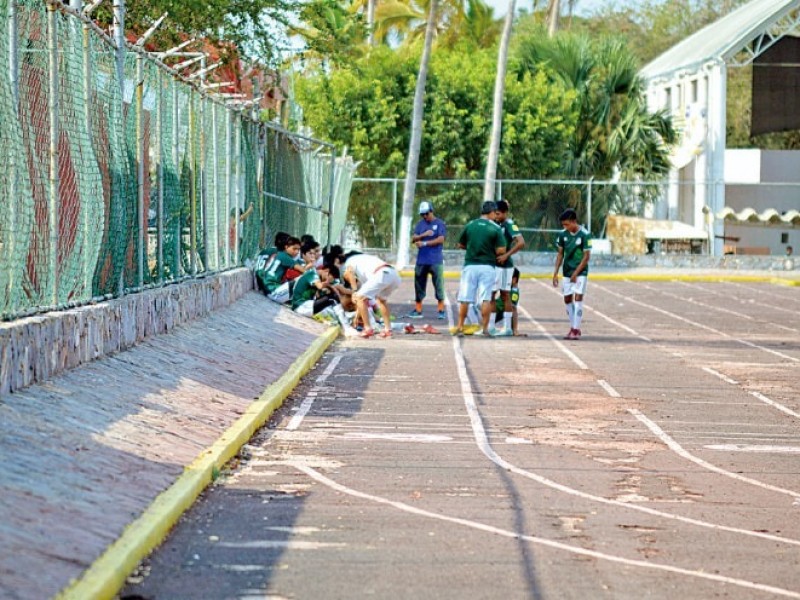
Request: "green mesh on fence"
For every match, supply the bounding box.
[0,0,34,316]
[0,2,354,320]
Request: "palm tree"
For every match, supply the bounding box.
[546,0,560,36]
[396,0,438,269]
[483,0,516,201]
[514,33,676,230]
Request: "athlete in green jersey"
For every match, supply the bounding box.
[493,200,526,336]
[553,208,592,340]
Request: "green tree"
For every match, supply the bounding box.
[295,43,576,246]
[514,31,675,231]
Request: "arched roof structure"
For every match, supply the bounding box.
[642,0,800,82]
[640,0,800,255]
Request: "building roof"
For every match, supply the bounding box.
[641,0,800,82]
[718,207,800,223]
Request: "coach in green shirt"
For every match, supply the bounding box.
[453,201,506,336]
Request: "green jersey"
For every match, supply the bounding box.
[258,250,297,292]
[498,218,522,268]
[459,218,505,266]
[291,269,320,310]
[556,227,592,277]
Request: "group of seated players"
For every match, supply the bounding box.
[253,232,379,335]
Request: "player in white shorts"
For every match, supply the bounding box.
[343,252,401,339]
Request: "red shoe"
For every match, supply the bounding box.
[404,324,416,334]
[563,328,578,340]
[422,324,441,335]
[574,329,582,339]
[378,330,392,338]
[359,328,375,338]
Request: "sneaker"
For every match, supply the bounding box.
[574,329,582,339]
[492,328,513,337]
[359,328,376,339]
[463,324,482,335]
[472,329,487,337]
[378,330,392,338]
[563,328,578,340]
[407,310,423,319]
[437,310,447,320]
[405,324,417,334]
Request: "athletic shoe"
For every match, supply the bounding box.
[472,329,487,337]
[359,328,375,339]
[574,329,582,339]
[563,328,578,340]
[405,324,417,334]
[422,324,441,335]
[407,310,423,319]
[437,310,447,320]
[492,328,513,337]
[463,324,482,335]
[378,330,392,338]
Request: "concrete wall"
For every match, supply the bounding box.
[0,269,254,396]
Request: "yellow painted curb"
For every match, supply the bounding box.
[55,325,340,600]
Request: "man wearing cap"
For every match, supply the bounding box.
[453,201,506,336]
[409,200,448,319]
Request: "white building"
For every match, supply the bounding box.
[641,0,800,255]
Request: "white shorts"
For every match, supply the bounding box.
[562,276,588,297]
[494,266,514,292]
[268,280,293,304]
[294,299,315,317]
[356,267,401,301]
[458,265,495,304]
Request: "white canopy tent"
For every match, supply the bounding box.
[640,0,800,255]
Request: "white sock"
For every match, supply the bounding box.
[503,312,512,330]
[573,301,584,330]
[565,302,575,328]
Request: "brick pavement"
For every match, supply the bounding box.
[0,293,329,600]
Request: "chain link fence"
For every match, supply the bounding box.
[0,0,356,320]
[350,178,674,252]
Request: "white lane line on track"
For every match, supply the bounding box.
[749,390,800,419]
[702,366,739,385]
[702,366,800,419]
[441,298,800,547]
[593,283,799,363]
[516,304,588,369]
[628,408,800,502]
[706,444,800,454]
[597,379,621,398]
[638,282,755,321]
[287,354,344,431]
[293,463,800,599]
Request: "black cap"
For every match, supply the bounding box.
[481,201,498,214]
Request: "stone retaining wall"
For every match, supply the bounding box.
[0,269,254,396]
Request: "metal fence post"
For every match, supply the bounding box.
[113,0,125,295]
[327,148,336,247]
[233,115,240,264]
[172,82,180,277]
[188,93,197,275]
[136,53,145,288]
[8,0,19,303]
[224,108,232,267]
[47,1,60,306]
[392,179,398,253]
[211,100,218,271]
[156,69,164,282]
[587,177,593,233]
